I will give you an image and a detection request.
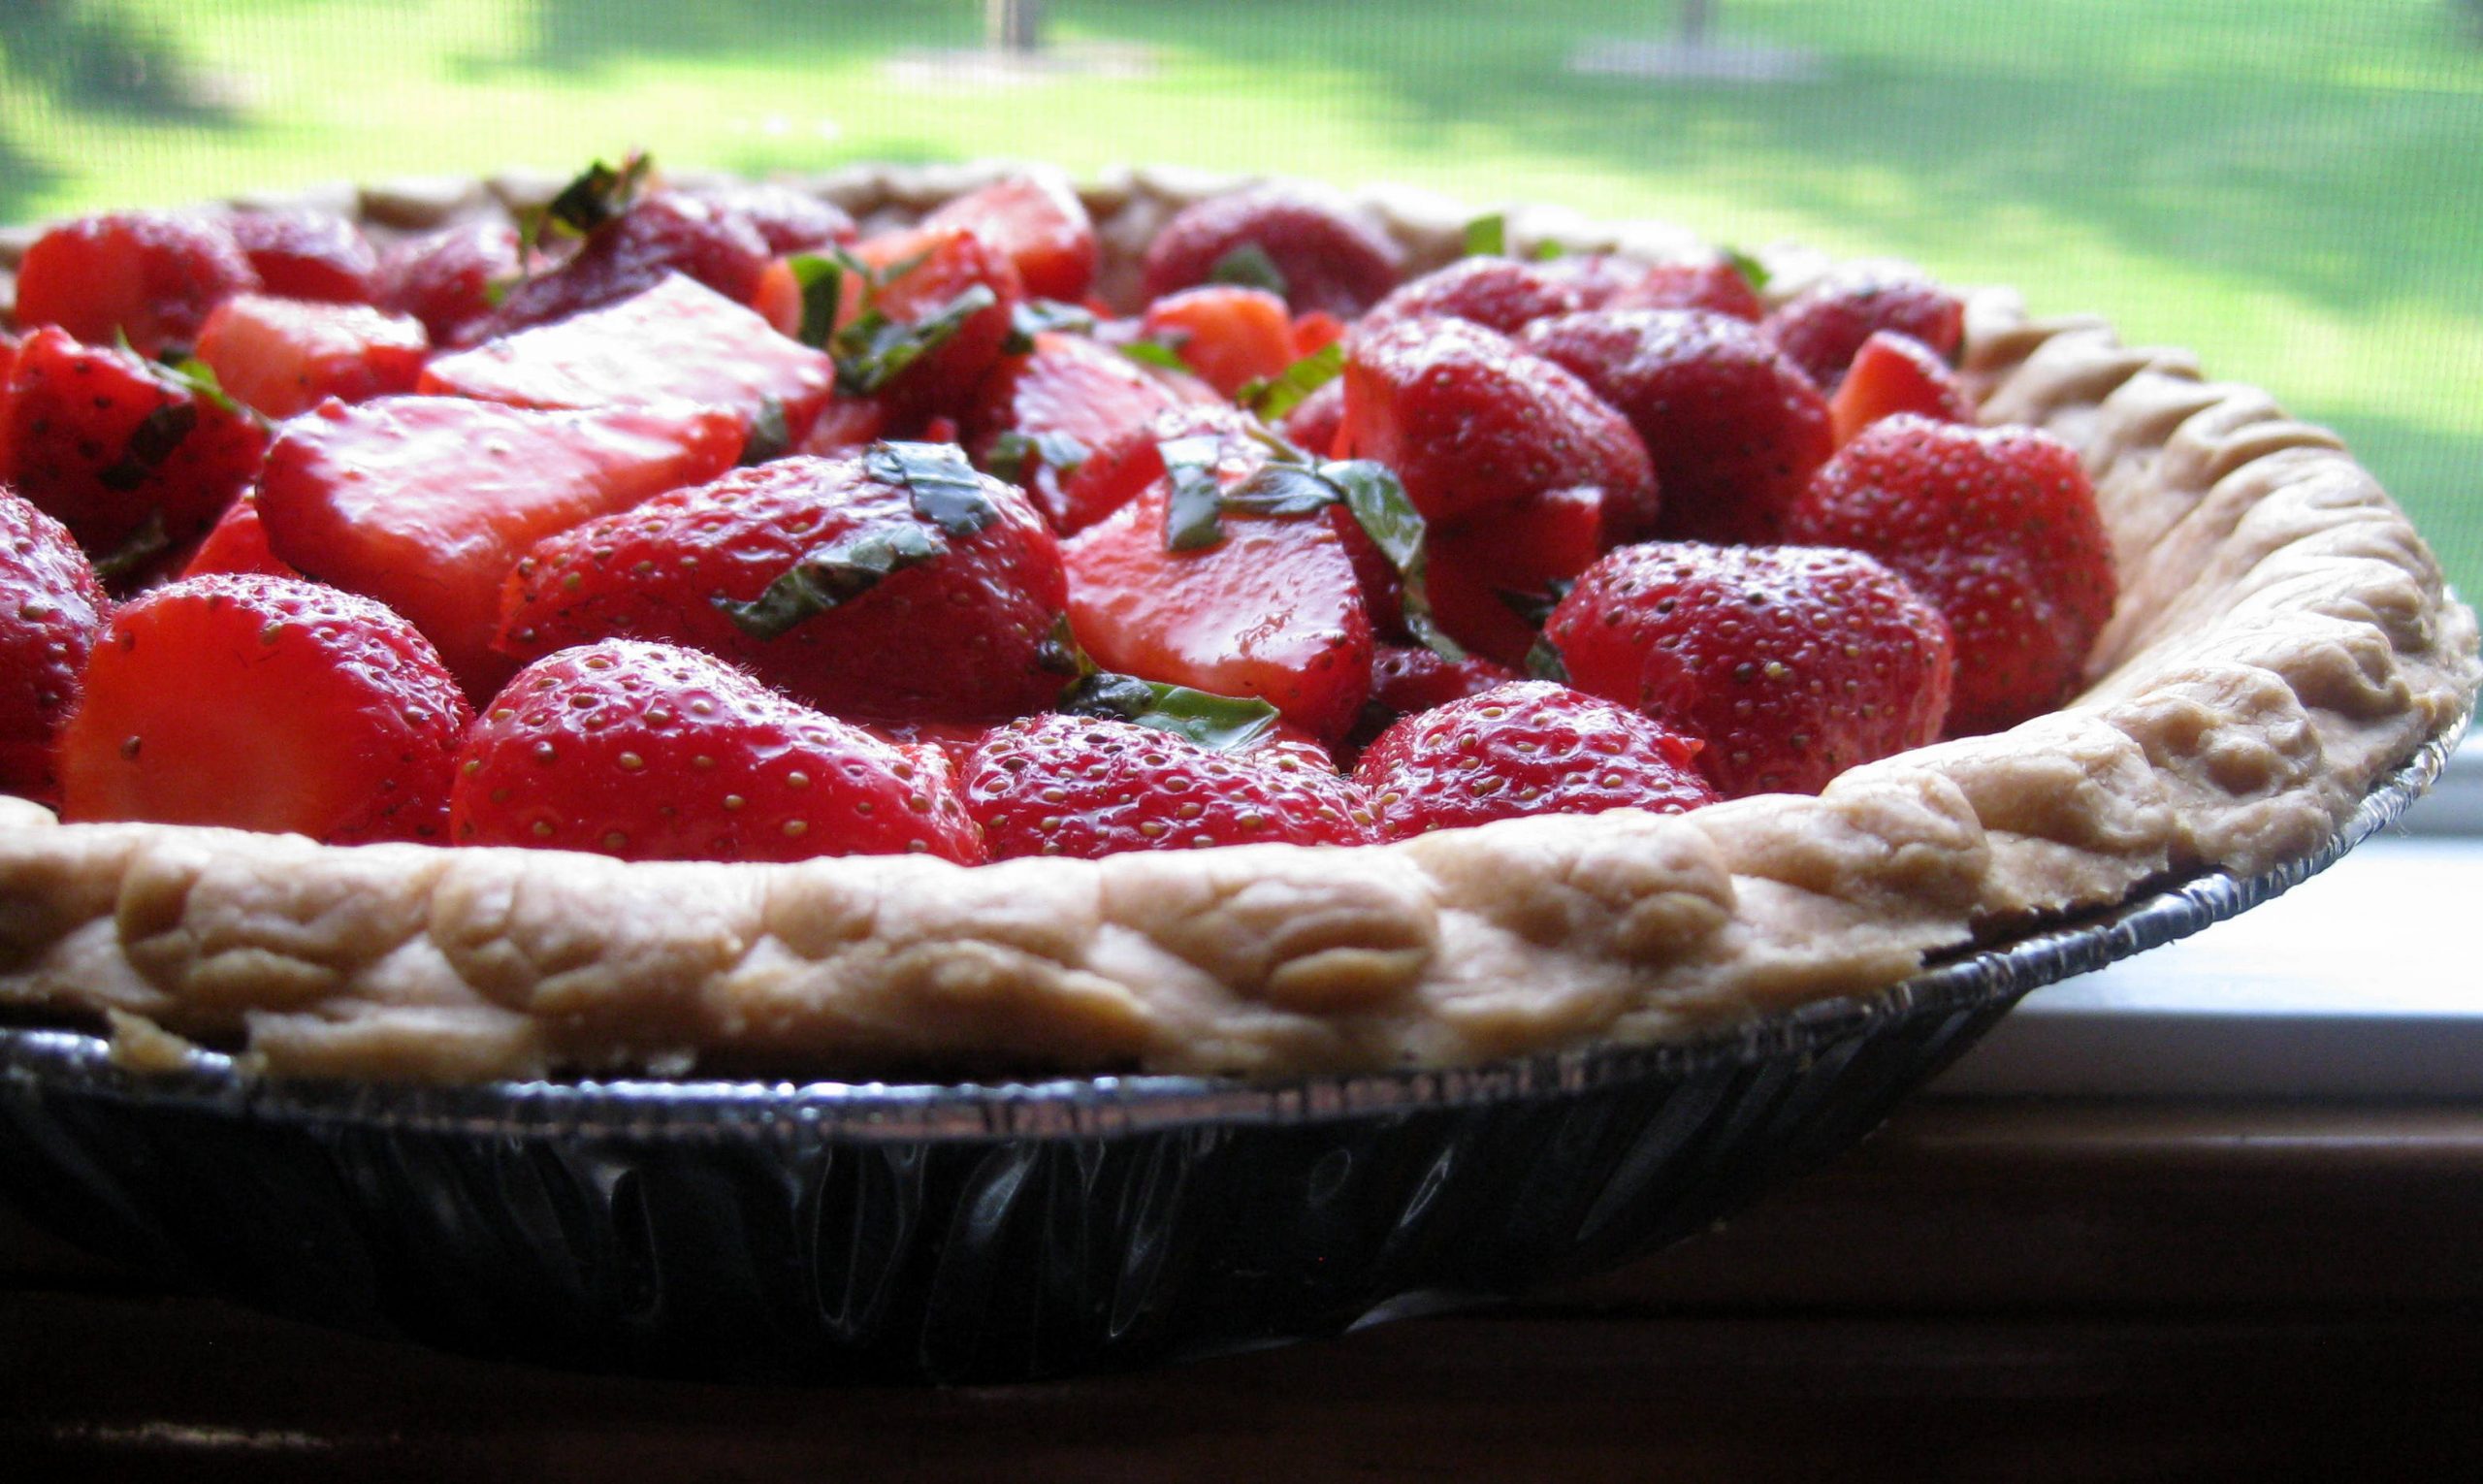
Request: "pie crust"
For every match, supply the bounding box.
[0,164,2473,1082]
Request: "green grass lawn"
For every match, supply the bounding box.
[5,0,2478,594]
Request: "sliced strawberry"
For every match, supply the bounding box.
[1277,377,1345,459]
[499,446,1070,725]
[255,397,743,697]
[57,574,470,843]
[422,274,835,442]
[1545,542,1953,797]
[1521,308,1829,546]
[750,256,804,338]
[1063,459,1373,741]
[1425,485,1608,666]
[375,219,523,348]
[920,169,1098,303]
[0,326,271,568]
[179,494,298,581]
[0,492,111,804]
[14,211,259,357]
[797,394,889,456]
[486,190,774,336]
[1828,331,1976,445]
[837,225,1025,421]
[452,639,983,863]
[1766,265,1964,391]
[1338,316,1655,527]
[963,712,1376,859]
[964,330,1200,529]
[1785,415,2116,736]
[1355,681,1716,840]
[1138,285,1296,398]
[1049,403,1262,537]
[223,210,380,304]
[1139,186,1403,318]
[1360,257,1586,337]
[193,295,429,420]
[1290,310,1345,358]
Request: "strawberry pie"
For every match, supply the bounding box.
[0,161,2471,1081]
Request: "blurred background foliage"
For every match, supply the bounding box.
[2,0,2476,594]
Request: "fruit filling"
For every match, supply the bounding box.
[0,160,2117,867]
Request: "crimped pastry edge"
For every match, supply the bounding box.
[0,163,2472,1082]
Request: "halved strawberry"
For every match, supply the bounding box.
[57,573,470,843]
[422,273,835,442]
[1063,452,1374,741]
[964,330,1202,529]
[254,397,744,697]
[1766,265,1964,392]
[1425,485,1609,666]
[375,219,523,348]
[486,190,774,336]
[1138,285,1296,397]
[919,169,1098,303]
[1278,377,1346,459]
[1048,403,1262,537]
[14,211,259,357]
[179,494,298,581]
[0,491,111,804]
[1139,186,1403,318]
[452,639,983,863]
[0,326,271,568]
[1827,331,1976,445]
[193,295,429,419]
[499,446,1070,725]
[224,210,380,304]
[835,225,1026,422]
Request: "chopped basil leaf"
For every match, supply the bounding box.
[985,429,1089,487]
[1237,340,1343,422]
[1531,239,1567,263]
[1037,612,1091,679]
[97,401,199,493]
[1158,435,1230,551]
[165,356,250,421]
[1005,298,1099,354]
[1217,462,1339,519]
[1323,459,1466,661]
[542,153,650,239]
[1463,211,1507,259]
[865,440,1000,535]
[91,509,170,584]
[1525,634,1571,684]
[740,397,792,467]
[786,251,850,350]
[1493,576,1576,629]
[1207,242,1288,298]
[714,522,946,640]
[1724,246,1771,293]
[1243,421,1317,468]
[1117,337,1191,372]
[1060,671,1280,753]
[833,283,998,395]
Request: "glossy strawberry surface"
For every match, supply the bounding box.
[224,210,381,304]
[1827,331,1976,446]
[193,295,428,419]
[919,169,1098,304]
[1139,285,1297,398]
[486,190,775,336]
[1139,186,1404,319]
[14,211,259,357]
[453,639,983,863]
[1766,265,1964,392]
[964,331,1204,530]
[1360,256,1586,338]
[375,220,523,348]
[0,492,110,804]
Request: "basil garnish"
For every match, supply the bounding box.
[785,251,852,350]
[1724,245,1770,293]
[714,522,945,640]
[1525,634,1571,684]
[740,397,792,467]
[97,401,198,493]
[1159,435,1230,551]
[984,430,1089,488]
[1117,337,1190,372]
[541,153,650,240]
[1323,459,1465,661]
[1206,242,1288,298]
[1004,298,1099,354]
[1060,671,1280,753]
[1236,340,1342,422]
[1463,211,1507,259]
[834,283,998,396]
[864,440,1000,535]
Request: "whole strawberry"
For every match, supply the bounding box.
[57,574,470,843]
[452,640,982,863]
[1540,253,1765,322]
[1521,308,1829,546]
[500,445,1070,725]
[1355,681,1717,840]
[486,190,775,336]
[1359,257,1586,338]
[1363,644,1520,729]
[0,491,112,803]
[1784,415,2116,735]
[1765,264,1964,392]
[963,711,1377,859]
[1544,543,1953,797]
[224,209,381,304]
[1140,186,1405,319]
[14,210,259,357]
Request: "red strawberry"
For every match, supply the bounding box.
[1555,254,1766,323]
[1361,644,1519,728]
[1521,308,1830,545]
[1766,265,1964,392]
[1425,484,1611,666]
[13,211,259,357]
[1784,415,2115,736]
[375,220,524,348]
[1290,310,1345,358]
[1139,186,1404,319]
[1360,256,1586,337]
[486,190,774,336]
[1138,285,1297,398]
[963,330,1203,529]
[421,273,835,441]
[1355,680,1716,840]
[179,494,297,581]
[1828,331,1976,445]
[1338,317,1655,528]
[798,394,890,456]
[499,446,1070,725]
[451,639,982,863]
[0,326,272,567]
[920,169,1099,303]
[193,295,429,419]
[837,224,1025,421]
[1063,447,1374,741]
[1544,542,1953,797]
[255,397,744,697]
[57,573,470,843]
[685,180,857,256]
[0,491,111,803]
[1048,403,1262,537]
[1277,377,1346,459]
[223,210,380,304]
[963,711,1376,859]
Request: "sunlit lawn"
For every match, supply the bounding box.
[5,0,2478,592]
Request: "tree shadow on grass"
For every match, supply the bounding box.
[501,0,972,76]
[0,133,66,227]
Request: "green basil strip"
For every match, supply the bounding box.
[739,397,792,467]
[865,440,1000,535]
[1206,242,1288,298]
[1005,298,1099,354]
[1463,211,1507,259]
[714,522,946,640]
[97,401,199,494]
[542,153,650,241]
[1724,245,1771,293]
[984,429,1089,488]
[786,252,848,349]
[1159,435,1230,551]
[1217,462,1339,519]
[1061,671,1280,753]
[1525,634,1571,684]
[1117,337,1191,372]
[1237,340,1343,422]
[833,283,998,396]
[1324,458,1467,661]
[1531,239,1567,264]
[165,355,248,421]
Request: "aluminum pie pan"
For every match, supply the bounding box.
[0,720,2462,1382]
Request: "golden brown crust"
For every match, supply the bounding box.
[0,166,2473,1081]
